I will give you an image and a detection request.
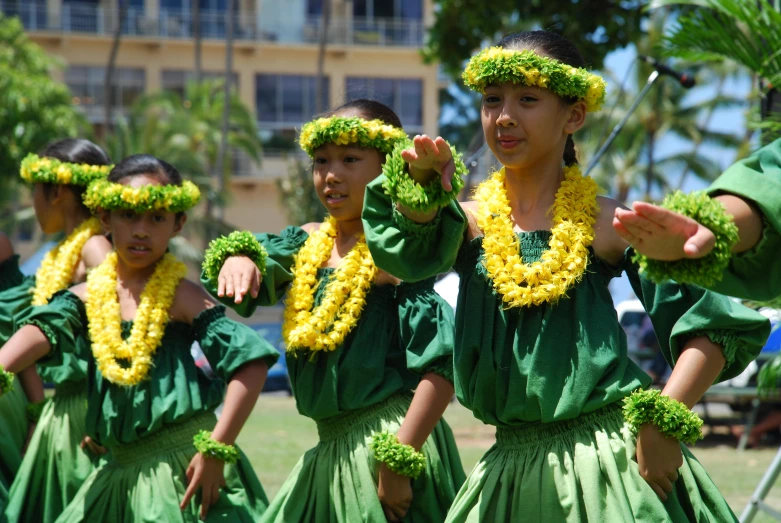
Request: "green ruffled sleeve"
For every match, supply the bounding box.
[362,175,468,282]
[397,278,456,383]
[14,290,86,368]
[706,138,781,301]
[623,250,770,382]
[193,306,279,382]
[201,226,309,317]
[0,255,25,292]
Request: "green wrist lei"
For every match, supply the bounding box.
[0,364,15,395]
[370,431,426,480]
[26,399,49,423]
[202,231,268,285]
[193,430,240,464]
[623,389,704,446]
[20,153,112,186]
[632,191,739,287]
[382,139,467,213]
[84,179,201,214]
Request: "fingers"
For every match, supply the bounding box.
[200,483,213,520]
[400,148,419,164]
[649,481,668,501]
[613,215,641,246]
[614,208,664,238]
[237,271,252,303]
[217,273,226,297]
[224,273,235,299]
[180,471,199,510]
[683,227,716,259]
[667,469,680,483]
[383,506,399,522]
[250,269,261,299]
[633,202,695,232]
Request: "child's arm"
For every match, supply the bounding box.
[0,232,14,263]
[0,325,52,376]
[378,373,454,520]
[80,235,113,269]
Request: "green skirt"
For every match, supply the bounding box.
[4,382,104,523]
[0,377,27,509]
[54,410,268,523]
[262,392,466,523]
[446,403,737,522]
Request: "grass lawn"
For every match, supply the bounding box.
[239,395,781,521]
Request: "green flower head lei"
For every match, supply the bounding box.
[298,116,408,157]
[84,179,201,213]
[20,153,113,186]
[463,47,607,112]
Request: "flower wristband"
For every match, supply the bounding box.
[0,364,14,395]
[370,431,426,480]
[193,430,240,464]
[632,191,739,288]
[623,389,704,446]
[381,139,467,213]
[26,399,49,423]
[202,231,268,285]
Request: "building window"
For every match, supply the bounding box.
[353,0,422,19]
[346,77,423,129]
[162,70,238,98]
[256,74,329,128]
[66,66,146,122]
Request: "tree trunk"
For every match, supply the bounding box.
[214,0,235,224]
[193,0,202,83]
[315,0,331,114]
[104,0,129,134]
[645,129,655,201]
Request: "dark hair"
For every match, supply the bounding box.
[498,30,585,166]
[108,154,183,186]
[328,98,403,129]
[40,138,111,211]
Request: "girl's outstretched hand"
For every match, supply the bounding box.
[181,452,227,520]
[614,202,716,260]
[377,463,413,522]
[401,135,457,192]
[217,256,262,305]
[636,423,683,501]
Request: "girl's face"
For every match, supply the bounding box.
[481,81,585,171]
[32,184,64,235]
[101,174,185,269]
[312,143,383,221]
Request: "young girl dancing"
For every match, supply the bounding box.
[361,31,770,521]
[202,99,465,522]
[613,137,781,302]
[0,138,112,521]
[0,154,277,522]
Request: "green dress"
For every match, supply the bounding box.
[202,226,466,523]
[362,176,770,523]
[705,137,781,301]
[0,256,30,509]
[13,290,278,523]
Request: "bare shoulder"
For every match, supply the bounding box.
[81,235,112,269]
[592,196,629,267]
[301,222,321,234]
[170,279,219,325]
[68,282,88,301]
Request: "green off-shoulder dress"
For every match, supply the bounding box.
[362,176,770,523]
[0,255,28,510]
[12,290,278,523]
[203,226,466,523]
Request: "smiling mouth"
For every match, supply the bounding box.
[325,192,347,204]
[128,245,151,254]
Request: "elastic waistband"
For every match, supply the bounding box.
[315,392,412,442]
[495,403,625,450]
[53,380,86,398]
[110,411,216,466]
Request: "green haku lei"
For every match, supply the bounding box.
[381,139,467,213]
[26,399,49,423]
[623,389,704,446]
[84,179,201,213]
[632,191,739,288]
[0,364,14,395]
[462,47,607,112]
[193,430,240,464]
[20,153,112,186]
[370,431,426,479]
[202,231,268,285]
[299,116,408,157]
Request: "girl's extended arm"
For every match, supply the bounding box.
[0,325,52,376]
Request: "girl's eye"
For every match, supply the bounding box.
[520,96,538,103]
[121,211,135,220]
[484,95,500,104]
[314,157,327,165]
[153,215,166,223]
[344,156,359,163]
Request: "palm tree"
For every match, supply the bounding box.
[105,0,129,132]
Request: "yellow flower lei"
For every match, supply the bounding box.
[282,216,378,352]
[474,164,599,308]
[31,217,103,306]
[86,251,186,387]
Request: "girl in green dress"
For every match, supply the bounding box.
[360,30,771,521]
[614,137,781,301]
[0,154,278,522]
[202,99,465,522]
[0,138,113,520]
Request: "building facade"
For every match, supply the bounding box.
[2,0,440,234]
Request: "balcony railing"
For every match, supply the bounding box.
[0,2,424,47]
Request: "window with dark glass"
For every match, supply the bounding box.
[345,77,423,129]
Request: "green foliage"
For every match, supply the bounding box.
[276,157,326,226]
[0,15,87,210]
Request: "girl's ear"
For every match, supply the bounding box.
[564,101,587,134]
[172,214,187,237]
[99,210,111,234]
